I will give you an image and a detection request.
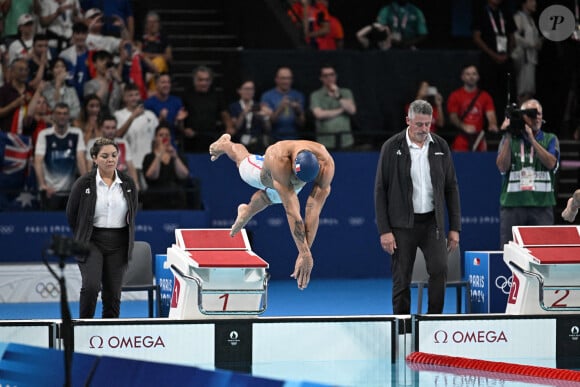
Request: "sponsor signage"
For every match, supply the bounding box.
[214,322,252,373]
[556,316,580,369]
[418,318,556,367]
[464,251,512,313]
[0,264,82,303]
[154,254,173,317]
[73,323,214,368]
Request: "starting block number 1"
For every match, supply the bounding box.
[218,294,229,311]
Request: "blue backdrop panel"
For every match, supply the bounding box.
[465,251,511,313]
[0,210,208,263]
[453,153,502,252]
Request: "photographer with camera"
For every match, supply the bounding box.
[496,99,560,247]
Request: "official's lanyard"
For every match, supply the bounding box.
[487,7,505,35]
[392,6,408,29]
[520,141,534,165]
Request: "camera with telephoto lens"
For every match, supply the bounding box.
[505,103,538,137]
[50,235,91,257]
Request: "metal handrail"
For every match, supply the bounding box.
[170,264,269,315]
[507,260,580,311]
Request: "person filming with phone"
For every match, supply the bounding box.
[405,81,444,133]
[496,98,560,247]
[141,123,190,209]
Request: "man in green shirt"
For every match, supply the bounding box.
[309,64,356,150]
[496,99,559,247]
[376,0,428,49]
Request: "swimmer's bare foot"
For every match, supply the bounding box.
[230,204,251,236]
[209,133,231,162]
[573,190,580,206]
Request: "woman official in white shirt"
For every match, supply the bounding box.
[66,138,138,318]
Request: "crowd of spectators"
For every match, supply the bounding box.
[0,0,576,213]
[0,0,185,211]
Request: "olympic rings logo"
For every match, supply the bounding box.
[0,225,14,235]
[36,282,60,298]
[495,275,513,295]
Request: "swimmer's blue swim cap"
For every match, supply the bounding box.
[294,150,320,182]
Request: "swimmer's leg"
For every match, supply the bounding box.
[231,190,272,236]
[209,134,251,167]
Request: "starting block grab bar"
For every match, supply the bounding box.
[507,261,580,312]
[170,264,270,316]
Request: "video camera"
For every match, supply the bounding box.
[505,103,538,137]
[49,235,91,257]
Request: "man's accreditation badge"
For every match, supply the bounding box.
[496,35,507,53]
[520,167,535,191]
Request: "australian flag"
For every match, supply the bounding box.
[0,132,37,210]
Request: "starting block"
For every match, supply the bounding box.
[167,228,269,319]
[503,225,580,314]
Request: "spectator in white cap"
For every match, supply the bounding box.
[7,13,36,64]
[84,8,129,54]
[80,0,134,40]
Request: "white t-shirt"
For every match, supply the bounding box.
[39,0,80,39]
[8,38,33,63]
[114,108,158,169]
[35,126,86,192]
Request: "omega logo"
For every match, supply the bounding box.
[89,335,166,349]
[433,329,508,344]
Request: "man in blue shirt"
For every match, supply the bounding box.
[144,73,184,141]
[260,66,305,142]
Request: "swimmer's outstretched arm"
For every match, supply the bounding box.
[303,183,331,248]
[276,182,313,290]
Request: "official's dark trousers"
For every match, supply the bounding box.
[391,212,447,314]
[79,227,128,318]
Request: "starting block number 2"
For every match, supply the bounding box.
[549,289,576,308]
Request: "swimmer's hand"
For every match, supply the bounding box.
[291,253,313,290]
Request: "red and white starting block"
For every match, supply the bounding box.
[167,228,269,319]
[504,225,580,314]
